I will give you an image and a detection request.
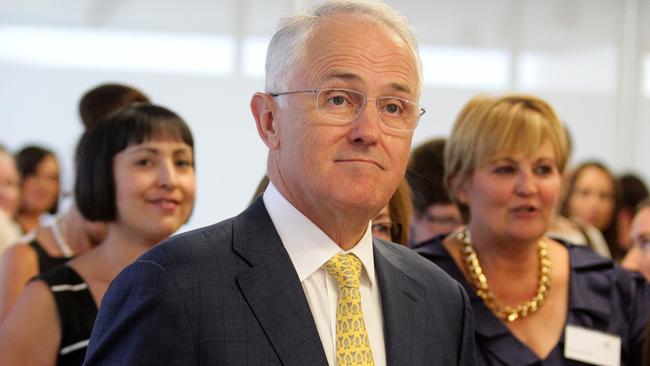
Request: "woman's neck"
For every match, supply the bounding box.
[87,229,154,284]
[466,223,540,275]
[16,211,40,233]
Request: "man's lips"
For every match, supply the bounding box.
[335,158,384,169]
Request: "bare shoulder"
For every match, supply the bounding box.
[0,243,40,292]
[0,243,38,273]
[0,279,61,365]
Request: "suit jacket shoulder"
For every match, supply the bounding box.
[373,239,477,365]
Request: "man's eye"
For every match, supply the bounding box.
[324,91,352,107]
[380,99,405,116]
[329,95,346,106]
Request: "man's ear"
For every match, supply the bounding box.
[251,92,280,149]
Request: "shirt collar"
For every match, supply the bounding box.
[263,182,376,288]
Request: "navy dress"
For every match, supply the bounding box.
[416,236,650,365]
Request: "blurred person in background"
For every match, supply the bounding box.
[0,83,150,324]
[617,173,649,251]
[547,127,610,258]
[14,145,60,234]
[78,82,150,130]
[561,161,623,260]
[622,200,650,281]
[0,103,196,365]
[0,146,21,254]
[407,137,462,246]
[416,94,649,364]
[371,179,413,245]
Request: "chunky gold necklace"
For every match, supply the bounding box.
[457,227,552,322]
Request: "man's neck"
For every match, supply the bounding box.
[267,181,371,250]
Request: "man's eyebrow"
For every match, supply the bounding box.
[389,82,412,95]
[322,73,414,95]
[322,72,362,83]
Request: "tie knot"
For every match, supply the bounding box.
[324,253,363,289]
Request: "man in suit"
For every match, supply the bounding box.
[84,1,476,365]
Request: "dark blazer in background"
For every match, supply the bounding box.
[83,198,476,365]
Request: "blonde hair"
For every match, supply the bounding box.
[445,94,568,211]
[388,179,413,245]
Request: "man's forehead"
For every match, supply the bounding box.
[294,20,418,91]
[318,71,415,95]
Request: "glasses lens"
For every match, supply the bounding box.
[377,97,420,130]
[317,89,364,122]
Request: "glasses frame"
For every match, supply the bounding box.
[269,88,426,132]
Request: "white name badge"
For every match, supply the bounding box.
[564,325,621,366]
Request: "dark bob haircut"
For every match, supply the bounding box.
[15,145,59,214]
[75,103,194,222]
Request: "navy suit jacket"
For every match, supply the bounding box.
[84,199,476,365]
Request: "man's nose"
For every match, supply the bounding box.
[347,99,380,145]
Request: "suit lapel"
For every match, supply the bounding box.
[234,199,328,366]
[374,240,423,366]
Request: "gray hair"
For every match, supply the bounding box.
[265,0,422,95]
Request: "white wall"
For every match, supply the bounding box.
[1,0,649,232]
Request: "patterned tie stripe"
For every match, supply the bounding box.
[324,253,375,366]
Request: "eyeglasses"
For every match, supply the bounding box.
[371,220,403,240]
[270,88,425,132]
[422,212,463,228]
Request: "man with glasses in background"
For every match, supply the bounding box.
[84,1,476,365]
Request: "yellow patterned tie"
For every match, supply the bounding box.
[324,253,375,366]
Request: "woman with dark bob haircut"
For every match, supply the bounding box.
[0,103,197,365]
[416,94,649,365]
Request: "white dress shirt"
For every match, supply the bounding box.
[263,183,386,366]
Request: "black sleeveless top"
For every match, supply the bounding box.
[28,239,68,273]
[38,265,98,366]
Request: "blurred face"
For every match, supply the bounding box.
[412,203,462,243]
[568,166,615,230]
[371,205,392,242]
[112,139,196,245]
[20,154,59,214]
[0,155,21,216]
[630,207,650,280]
[270,16,419,220]
[455,141,561,244]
